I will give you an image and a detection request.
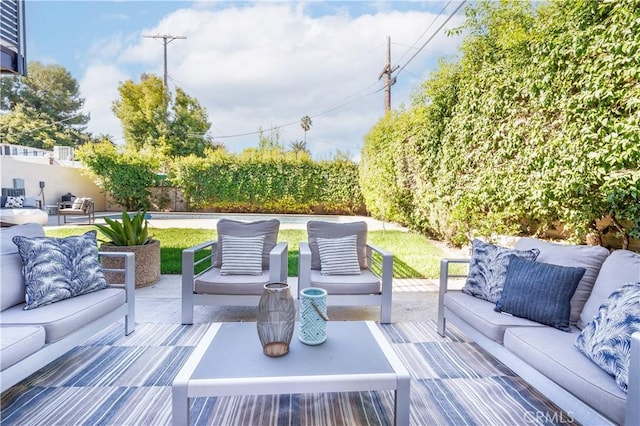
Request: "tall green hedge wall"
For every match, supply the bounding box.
[360,0,640,247]
[170,155,365,214]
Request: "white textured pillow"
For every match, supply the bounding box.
[220,235,265,276]
[317,235,361,276]
[4,196,24,208]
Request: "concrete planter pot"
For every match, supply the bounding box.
[100,239,161,288]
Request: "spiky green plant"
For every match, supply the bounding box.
[94,210,153,246]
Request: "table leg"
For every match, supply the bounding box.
[172,384,189,426]
[394,375,411,426]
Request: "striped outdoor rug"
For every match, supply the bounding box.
[1,321,575,425]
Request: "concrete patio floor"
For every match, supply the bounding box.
[135,275,464,324]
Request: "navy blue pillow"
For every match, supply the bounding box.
[494,256,586,331]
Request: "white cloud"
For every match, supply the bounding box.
[81,2,464,159]
[79,63,129,142]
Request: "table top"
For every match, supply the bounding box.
[190,321,395,381]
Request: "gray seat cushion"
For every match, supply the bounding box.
[444,291,544,344]
[0,288,125,343]
[309,269,380,295]
[195,268,270,295]
[504,326,625,425]
[1,223,45,310]
[579,249,640,329]
[515,237,609,325]
[307,221,368,270]
[0,325,46,370]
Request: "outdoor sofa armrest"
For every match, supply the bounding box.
[269,242,288,283]
[99,251,135,335]
[627,331,640,426]
[437,258,470,337]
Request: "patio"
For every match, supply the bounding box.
[1,215,580,425]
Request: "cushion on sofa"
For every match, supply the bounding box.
[575,282,640,393]
[462,239,540,303]
[1,223,46,310]
[12,231,108,310]
[4,196,24,208]
[504,326,626,425]
[307,221,368,270]
[0,288,125,343]
[515,237,610,326]
[214,219,279,269]
[22,196,38,208]
[0,326,46,371]
[444,291,545,344]
[495,257,585,332]
[579,250,640,329]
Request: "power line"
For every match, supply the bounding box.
[395,1,466,78]
[394,1,453,66]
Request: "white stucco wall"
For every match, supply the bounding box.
[1,156,106,210]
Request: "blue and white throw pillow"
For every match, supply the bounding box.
[462,239,540,302]
[12,231,108,310]
[220,235,265,276]
[575,282,640,393]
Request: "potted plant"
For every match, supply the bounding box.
[96,209,160,288]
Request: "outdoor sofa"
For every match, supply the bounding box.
[438,237,639,425]
[0,223,135,392]
[0,193,48,227]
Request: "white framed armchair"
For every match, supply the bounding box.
[298,221,393,323]
[181,219,288,324]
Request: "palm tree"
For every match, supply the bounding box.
[300,115,312,143]
[289,140,309,158]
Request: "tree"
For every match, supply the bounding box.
[289,140,310,158]
[0,61,90,147]
[112,74,211,158]
[76,141,159,210]
[300,115,312,143]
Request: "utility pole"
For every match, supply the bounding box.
[142,34,186,87]
[378,36,398,114]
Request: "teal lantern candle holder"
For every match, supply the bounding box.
[299,287,328,345]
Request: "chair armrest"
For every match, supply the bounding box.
[99,251,135,334]
[437,258,470,336]
[627,331,640,426]
[298,242,312,297]
[366,242,393,283]
[182,240,217,280]
[268,242,288,283]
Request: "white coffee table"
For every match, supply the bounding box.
[172,321,410,425]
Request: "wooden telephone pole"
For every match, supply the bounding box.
[142,34,186,87]
[378,36,398,113]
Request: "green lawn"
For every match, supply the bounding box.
[45,227,454,278]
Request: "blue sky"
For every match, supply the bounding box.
[24,1,466,159]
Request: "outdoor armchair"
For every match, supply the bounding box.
[181,219,288,324]
[298,221,393,323]
[57,197,95,225]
